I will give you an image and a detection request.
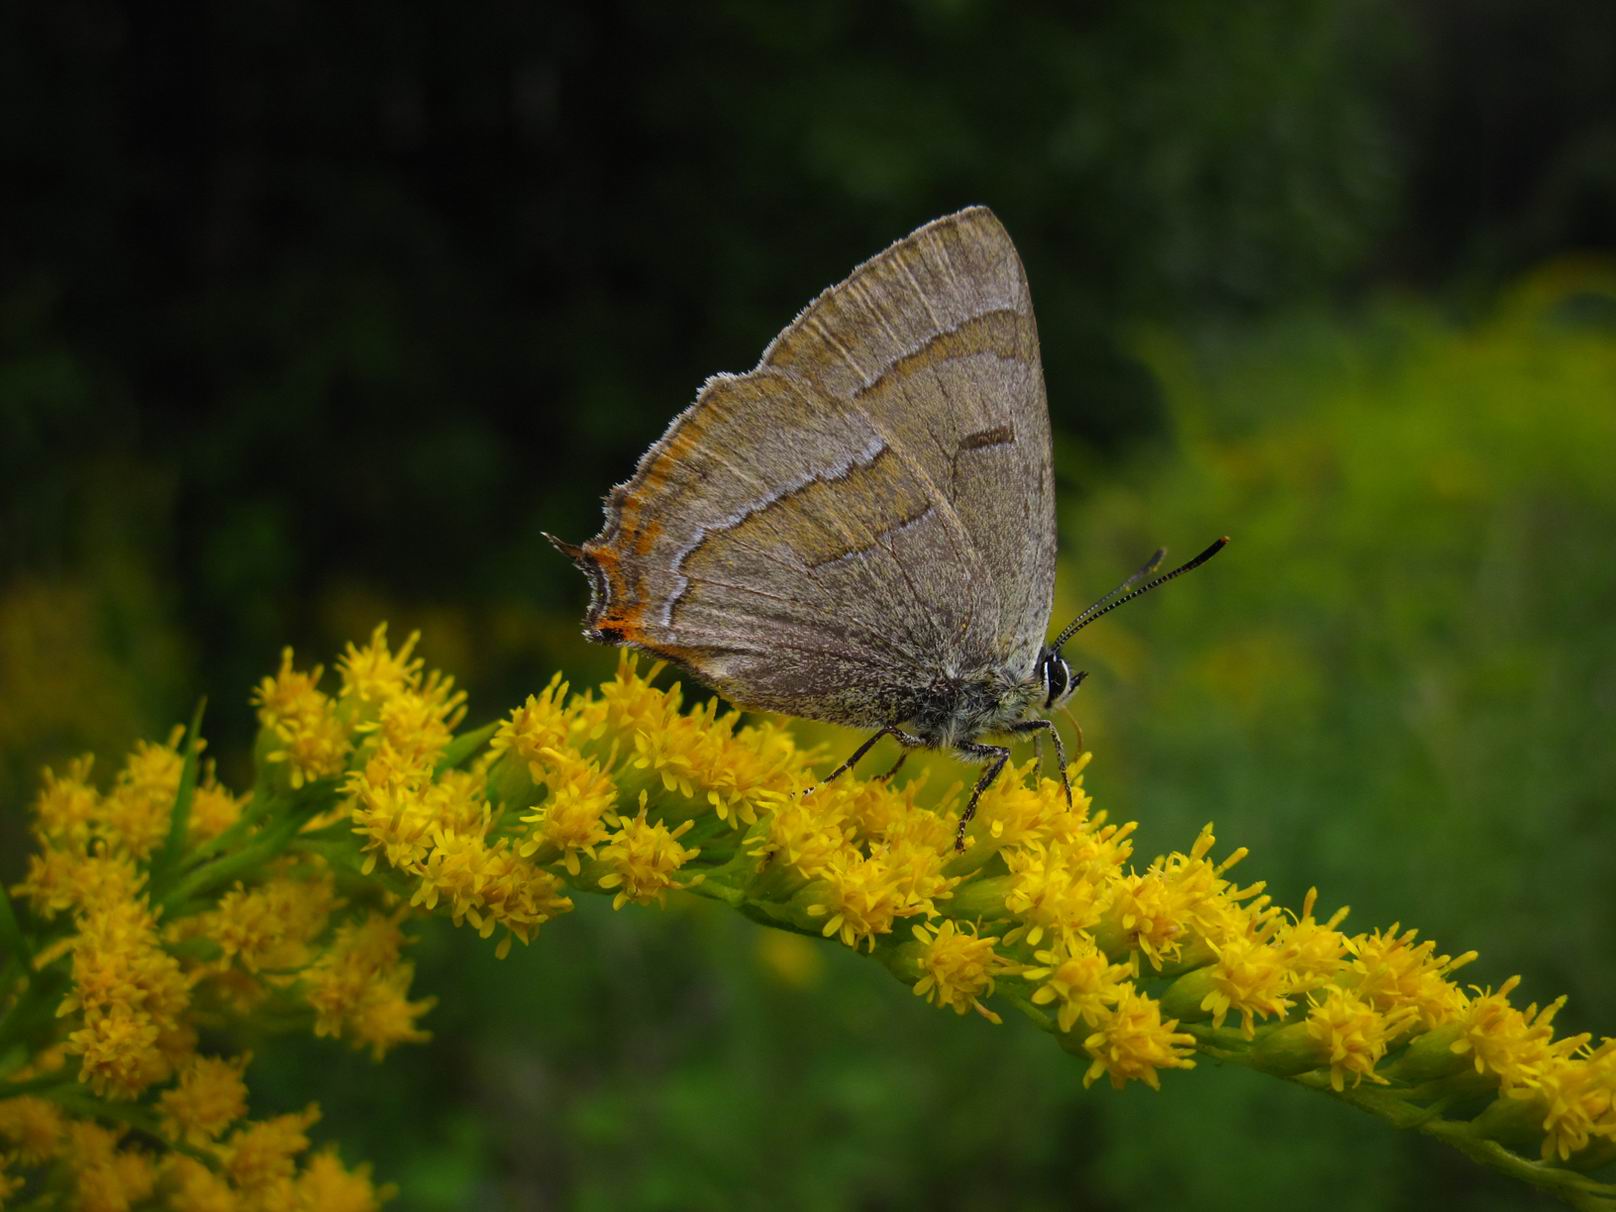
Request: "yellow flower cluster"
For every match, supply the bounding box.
[338,641,1616,1195]
[0,628,452,1209]
[4,627,1613,1208]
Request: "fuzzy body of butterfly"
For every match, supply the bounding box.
[549,207,1224,849]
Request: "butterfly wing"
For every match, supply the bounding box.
[559,206,1055,727]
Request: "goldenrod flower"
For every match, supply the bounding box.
[338,622,425,712]
[220,1106,320,1192]
[5,629,1613,1208]
[0,1097,64,1165]
[597,799,700,910]
[1305,986,1421,1092]
[1520,1038,1616,1162]
[158,1054,250,1146]
[519,750,615,874]
[291,1149,397,1212]
[1450,976,1564,1088]
[910,920,1016,1022]
[1081,988,1197,1090]
[1199,933,1296,1038]
[1025,934,1133,1034]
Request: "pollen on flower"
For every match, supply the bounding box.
[63,1118,156,1211]
[970,757,1072,847]
[695,716,804,826]
[363,664,467,757]
[181,871,339,977]
[598,653,678,737]
[413,828,574,954]
[188,771,245,841]
[1271,886,1351,983]
[264,695,351,788]
[911,920,1015,1022]
[1081,987,1197,1090]
[749,794,849,879]
[253,648,327,727]
[1097,826,1262,969]
[802,842,937,952]
[294,1148,398,1211]
[598,800,700,910]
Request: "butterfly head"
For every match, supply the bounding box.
[1036,646,1086,711]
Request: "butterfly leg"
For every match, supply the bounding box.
[875,750,910,782]
[1010,718,1072,808]
[954,741,1011,851]
[811,725,924,794]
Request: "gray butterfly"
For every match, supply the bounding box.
[549,206,1224,848]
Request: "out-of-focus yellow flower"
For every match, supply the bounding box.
[158,1053,250,1146]
[304,914,434,1055]
[61,894,191,1100]
[0,1096,64,1165]
[291,1149,397,1212]
[220,1106,320,1193]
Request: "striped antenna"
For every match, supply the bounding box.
[1051,537,1229,653]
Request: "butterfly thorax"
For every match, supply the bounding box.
[907,666,1043,750]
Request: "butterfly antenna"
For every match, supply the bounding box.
[1051,537,1229,653]
[1061,546,1165,635]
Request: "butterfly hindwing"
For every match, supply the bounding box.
[563,207,1056,727]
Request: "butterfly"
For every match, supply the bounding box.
[549,207,1224,849]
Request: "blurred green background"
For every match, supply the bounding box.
[3,2,1614,1208]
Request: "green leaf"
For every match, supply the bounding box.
[435,719,500,775]
[0,882,34,972]
[150,698,207,883]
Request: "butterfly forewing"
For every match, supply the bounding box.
[567,206,1056,728]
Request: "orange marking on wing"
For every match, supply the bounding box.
[613,405,713,536]
[581,543,628,600]
[632,518,662,557]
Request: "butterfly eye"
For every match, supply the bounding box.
[1041,653,1069,709]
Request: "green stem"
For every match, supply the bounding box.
[1281,1070,1616,1207]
